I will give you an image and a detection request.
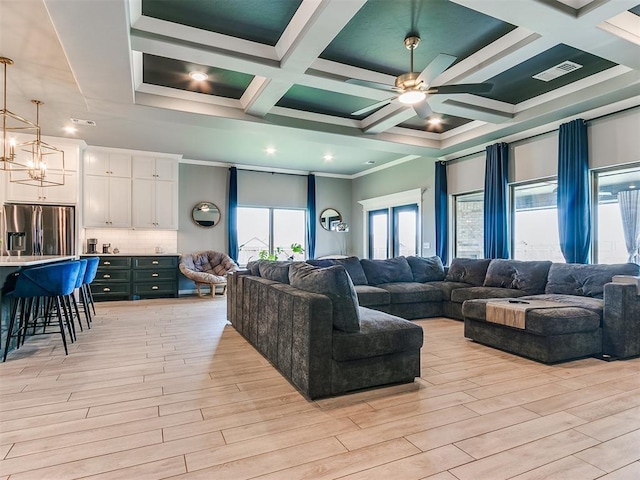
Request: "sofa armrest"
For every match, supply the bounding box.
[603,282,640,358]
[269,284,334,399]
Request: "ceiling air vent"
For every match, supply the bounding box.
[70,117,97,126]
[532,61,582,82]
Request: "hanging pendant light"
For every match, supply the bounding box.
[1,57,38,170]
[10,100,65,187]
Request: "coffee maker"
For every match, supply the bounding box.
[86,238,98,254]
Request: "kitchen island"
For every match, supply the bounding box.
[1,255,77,361]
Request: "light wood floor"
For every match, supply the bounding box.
[1,297,639,480]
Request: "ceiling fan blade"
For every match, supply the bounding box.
[346,78,396,92]
[413,99,434,119]
[427,83,494,95]
[351,98,394,116]
[416,53,457,85]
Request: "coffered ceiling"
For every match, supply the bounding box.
[2,0,639,175]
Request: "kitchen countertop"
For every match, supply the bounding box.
[0,255,78,267]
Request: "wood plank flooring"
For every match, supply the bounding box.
[1,297,639,479]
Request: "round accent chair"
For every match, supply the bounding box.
[179,251,239,296]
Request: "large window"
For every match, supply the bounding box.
[512,180,563,262]
[595,165,640,264]
[454,192,484,259]
[368,204,418,259]
[237,207,306,265]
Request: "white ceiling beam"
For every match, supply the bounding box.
[451,0,640,70]
[361,104,417,134]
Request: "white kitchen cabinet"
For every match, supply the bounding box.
[132,178,177,229]
[132,156,177,181]
[84,151,131,177]
[5,171,78,204]
[83,175,131,228]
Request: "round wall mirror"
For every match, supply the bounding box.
[192,202,221,228]
[319,208,342,231]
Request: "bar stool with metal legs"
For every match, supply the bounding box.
[67,259,89,332]
[81,256,100,321]
[2,261,81,361]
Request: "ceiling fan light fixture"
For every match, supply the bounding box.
[189,71,208,81]
[398,90,426,105]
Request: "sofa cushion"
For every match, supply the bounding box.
[462,298,600,335]
[427,281,472,301]
[545,263,640,299]
[332,307,423,361]
[405,256,446,283]
[445,258,492,286]
[354,284,390,306]
[258,261,293,283]
[377,282,444,304]
[289,263,360,333]
[520,294,604,319]
[246,260,261,276]
[360,257,413,285]
[307,256,368,285]
[483,259,552,295]
[451,286,526,303]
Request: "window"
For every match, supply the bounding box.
[454,192,484,259]
[594,165,640,264]
[237,207,306,265]
[512,180,564,262]
[367,204,418,259]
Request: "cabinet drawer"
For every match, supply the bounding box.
[132,270,176,282]
[91,282,131,298]
[132,282,177,297]
[133,256,178,269]
[99,257,131,268]
[96,270,131,282]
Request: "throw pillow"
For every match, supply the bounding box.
[246,260,261,276]
[405,256,446,283]
[258,261,292,283]
[360,257,413,285]
[289,263,360,333]
[445,258,491,286]
[307,256,369,285]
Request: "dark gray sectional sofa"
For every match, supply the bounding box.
[227,255,639,398]
[227,261,423,399]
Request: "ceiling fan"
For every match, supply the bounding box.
[349,35,493,119]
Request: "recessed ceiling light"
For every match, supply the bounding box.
[323,154,333,162]
[265,147,276,155]
[427,117,442,125]
[363,160,376,165]
[189,71,208,81]
[630,184,637,189]
[64,126,78,133]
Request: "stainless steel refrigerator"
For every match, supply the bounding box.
[2,204,75,256]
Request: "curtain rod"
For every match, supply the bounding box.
[232,167,310,178]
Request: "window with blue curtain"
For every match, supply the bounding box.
[483,142,509,259]
[557,118,590,264]
[435,161,448,264]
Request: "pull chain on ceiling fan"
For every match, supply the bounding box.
[349,35,493,119]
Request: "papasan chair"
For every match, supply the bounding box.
[179,250,239,296]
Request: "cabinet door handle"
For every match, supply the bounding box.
[152,260,159,265]
[103,274,111,278]
[152,285,159,290]
[104,261,111,265]
[152,273,159,277]
[103,287,111,292]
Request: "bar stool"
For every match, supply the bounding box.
[81,256,100,319]
[68,259,89,332]
[2,261,81,361]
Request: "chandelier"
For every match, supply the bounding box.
[1,57,38,170]
[9,100,65,187]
